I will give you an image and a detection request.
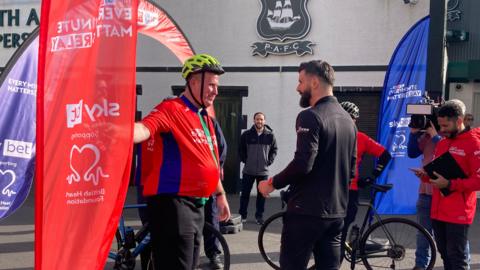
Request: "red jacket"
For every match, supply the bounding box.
[428,127,480,224]
[349,131,385,190]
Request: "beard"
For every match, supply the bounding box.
[299,89,312,108]
[445,127,460,139]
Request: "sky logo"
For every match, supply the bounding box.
[66,99,120,128]
[389,117,411,128]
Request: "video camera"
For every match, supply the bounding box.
[406,95,441,130]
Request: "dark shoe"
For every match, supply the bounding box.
[255,218,264,225]
[241,215,247,223]
[209,254,223,269]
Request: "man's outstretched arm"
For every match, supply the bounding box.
[134,122,151,144]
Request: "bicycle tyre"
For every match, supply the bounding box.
[203,222,231,270]
[111,229,136,270]
[342,241,362,264]
[145,252,154,270]
[360,217,436,270]
[258,212,315,270]
[115,229,122,250]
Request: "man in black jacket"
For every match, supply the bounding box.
[238,112,278,225]
[259,60,357,270]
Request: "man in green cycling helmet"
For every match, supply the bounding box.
[134,53,230,270]
[181,53,225,108]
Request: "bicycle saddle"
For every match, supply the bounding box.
[370,183,393,193]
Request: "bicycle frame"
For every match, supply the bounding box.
[348,188,399,267]
[108,204,150,261]
[356,200,396,250]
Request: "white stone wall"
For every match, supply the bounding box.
[449,82,480,128]
[0,0,431,175]
[136,0,430,173]
[0,0,40,65]
[138,0,429,66]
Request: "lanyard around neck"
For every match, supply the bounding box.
[197,110,219,168]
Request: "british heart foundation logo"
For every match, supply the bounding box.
[0,169,17,197]
[67,144,109,186]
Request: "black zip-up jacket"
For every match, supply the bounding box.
[272,96,357,218]
[239,125,278,176]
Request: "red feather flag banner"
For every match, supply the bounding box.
[35,0,138,269]
[137,0,194,63]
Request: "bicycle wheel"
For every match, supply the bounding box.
[109,229,136,270]
[343,241,362,264]
[145,252,154,270]
[258,212,315,270]
[198,222,231,270]
[360,218,436,270]
[114,229,123,250]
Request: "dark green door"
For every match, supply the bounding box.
[213,95,242,194]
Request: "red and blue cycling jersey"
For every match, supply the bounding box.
[350,131,386,190]
[139,96,220,198]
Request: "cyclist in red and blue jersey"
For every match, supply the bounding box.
[134,54,231,270]
[339,101,391,262]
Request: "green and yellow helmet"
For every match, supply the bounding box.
[181,53,225,80]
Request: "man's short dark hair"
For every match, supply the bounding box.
[253,112,265,119]
[437,99,466,119]
[298,60,335,86]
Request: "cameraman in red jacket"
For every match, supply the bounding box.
[413,99,480,270]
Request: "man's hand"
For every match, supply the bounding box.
[216,194,231,222]
[426,121,438,138]
[258,178,275,198]
[409,168,427,179]
[429,171,450,189]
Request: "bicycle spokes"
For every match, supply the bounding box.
[360,218,435,269]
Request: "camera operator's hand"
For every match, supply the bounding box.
[426,120,438,138]
[409,127,421,135]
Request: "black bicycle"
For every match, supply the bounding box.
[108,204,231,270]
[258,183,436,270]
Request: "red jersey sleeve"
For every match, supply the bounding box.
[364,134,386,157]
[141,101,172,137]
[450,134,480,192]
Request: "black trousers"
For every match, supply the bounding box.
[280,212,344,270]
[147,195,204,270]
[239,173,268,219]
[340,190,359,262]
[203,196,221,258]
[431,219,470,270]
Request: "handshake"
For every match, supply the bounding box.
[258,177,275,198]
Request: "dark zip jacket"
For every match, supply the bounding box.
[239,124,278,176]
[272,96,357,218]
